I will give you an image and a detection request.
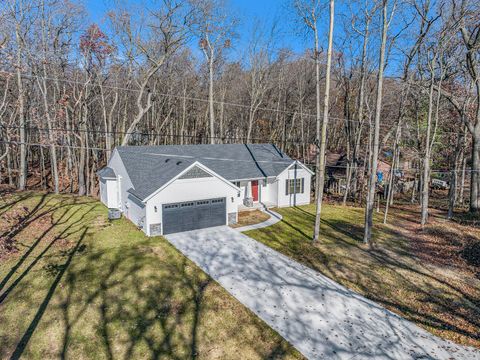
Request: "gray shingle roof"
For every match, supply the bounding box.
[113,144,293,200]
[97,166,116,179]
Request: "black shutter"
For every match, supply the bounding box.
[301,178,304,193]
[285,179,289,195]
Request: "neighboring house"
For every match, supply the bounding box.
[97,144,313,236]
[325,151,392,181]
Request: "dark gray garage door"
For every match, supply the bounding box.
[162,198,226,234]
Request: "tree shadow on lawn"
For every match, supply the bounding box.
[55,236,298,359]
[462,242,480,270]
[9,227,88,360]
[0,190,34,216]
[2,198,299,359]
[0,195,94,293]
[414,227,480,286]
[0,192,50,255]
[292,206,365,243]
[256,206,480,348]
[1,198,101,357]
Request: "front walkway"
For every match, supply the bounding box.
[238,200,276,212]
[165,226,479,360]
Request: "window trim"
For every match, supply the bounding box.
[285,178,304,195]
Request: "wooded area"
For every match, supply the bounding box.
[0,0,479,240]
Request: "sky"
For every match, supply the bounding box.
[82,0,404,73]
[84,0,314,56]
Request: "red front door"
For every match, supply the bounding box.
[252,180,259,201]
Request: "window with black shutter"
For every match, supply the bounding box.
[286,178,304,195]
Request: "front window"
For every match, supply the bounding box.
[286,178,304,195]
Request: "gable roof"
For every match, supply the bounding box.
[97,166,116,179]
[109,144,294,200]
[141,161,241,202]
[278,160,315,176]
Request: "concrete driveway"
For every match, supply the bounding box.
[165,226,479,360]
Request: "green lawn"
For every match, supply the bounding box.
[0,192,302,360]
[246,204,480,349]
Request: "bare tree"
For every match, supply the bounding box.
[343,0,374,206]
[31,0,76,193]
[314,0,335,241]
[8,0,32,190]
[364,0,395,245]
[244,20,276,143]
[454,0,480,213]
[190,0,236,144]
[112,1,188,146]
[420,47,440,226]
[383,0,440,224]
[294,0,335,242]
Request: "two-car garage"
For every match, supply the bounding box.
[143,163,241,236]
[162,197,227,235]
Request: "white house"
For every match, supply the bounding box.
[97,144,313,236]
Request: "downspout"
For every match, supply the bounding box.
[117,175,122,210]
[294,162,298,206]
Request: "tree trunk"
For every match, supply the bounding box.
[459,153,466,206]
[15,22,26,190]
[421,72,435,226]
[448,128,464,218]
[383,136,399,224]
[471,133,480,212]
[313,0,334,242]
[180,83,187,145]
[219,88,226,142]
[364,0,388,245]
[78,110,87,196]
[122,63,163,146]
[448,169,457,219]
[208,51,215,144]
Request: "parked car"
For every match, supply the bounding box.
[431,178,449,190]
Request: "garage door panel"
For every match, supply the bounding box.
[162,198,226,234]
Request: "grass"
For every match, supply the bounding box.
[245,203,480,349]
[0,192,303,360]
[230,210,270,228]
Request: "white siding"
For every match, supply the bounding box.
[236,180,247,200]
[277,166,311,207]
[106,180,118,208]
[145,175,240,236]
[261,178,278,205]
[100,179,108,206]
[107,150,134,211]
[100,178,118,209]
[125,194,146,229]
[258,180,266,202]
